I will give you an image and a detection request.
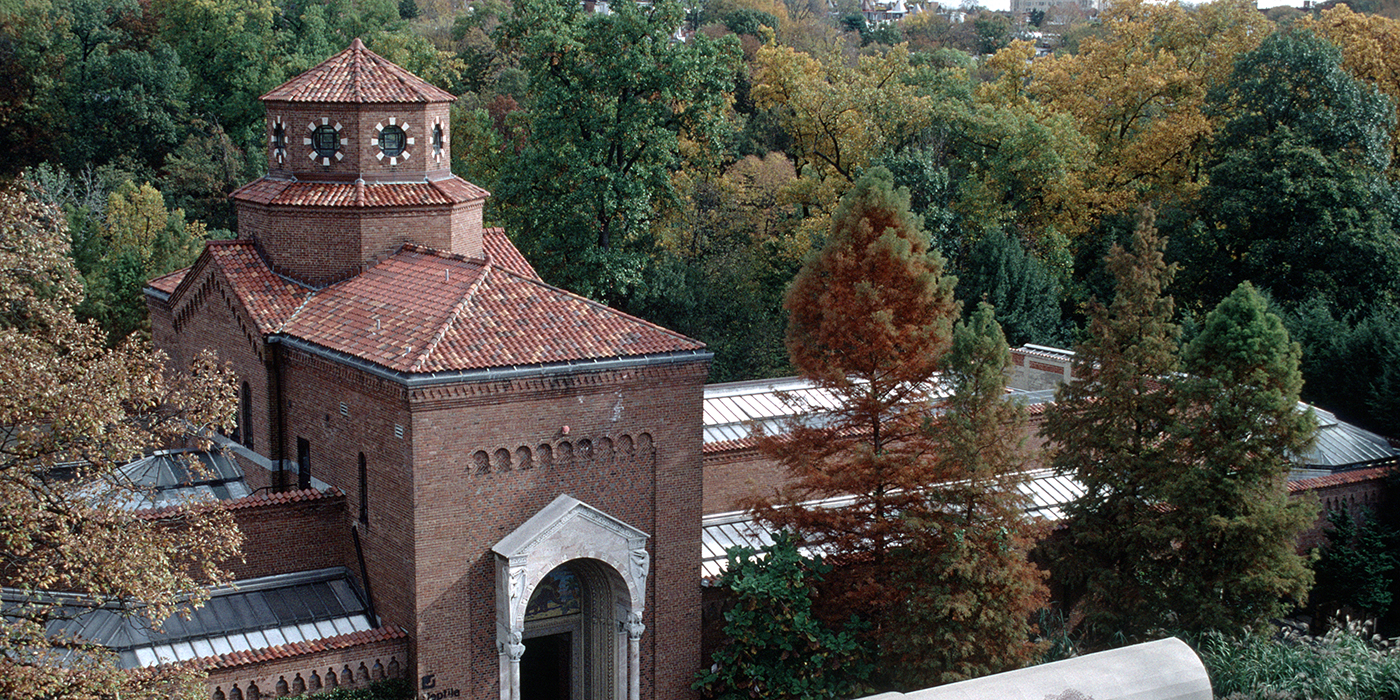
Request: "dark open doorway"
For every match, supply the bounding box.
[521,631,572,700]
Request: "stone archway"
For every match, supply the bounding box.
[493,495,649,700]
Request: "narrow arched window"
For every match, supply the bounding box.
[239,381,254,449]
[358,452,369,525]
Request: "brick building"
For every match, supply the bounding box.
[144,40,710,700]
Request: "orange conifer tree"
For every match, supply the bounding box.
[751,168,960,654]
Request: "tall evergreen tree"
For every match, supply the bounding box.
[752,167,960,642]
[1165,282,1316,634]
[1042,208,1181,644]
[885,302,1048,686]
[954,229,1066,348]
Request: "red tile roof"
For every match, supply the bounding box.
[483,228,538,280]
[194,626,408,671]
[279,246,704,373]
[231,177,488,208]
[261,38,455,104]
[1288,465,1393,493]
[192,241,312,334]
[148,268,188,295]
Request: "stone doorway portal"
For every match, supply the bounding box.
[493,495,650,700]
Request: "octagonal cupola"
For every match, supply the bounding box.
[260,37,456,179]
[232,39,490,287]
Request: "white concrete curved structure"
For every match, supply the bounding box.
[868,637,1211,700]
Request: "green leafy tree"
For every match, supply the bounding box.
[73,180,209,344]
[1282,301,1400,439]
[693,533,874,700]
[1183,29,1400,314]
[885,302,1048,686]
[1164,282,1316,635]
[751,168,960,659]
[1042,208,1182,644]
[495,0,740,307]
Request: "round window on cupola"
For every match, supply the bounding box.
[305,118,345,166]
[371,118,413,166]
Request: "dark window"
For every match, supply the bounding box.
[312,124,338,158]
[432,123,444,154]
[272,123,286,152]
[379,125,406,157]
[239,381,254,449]
[297,437,311,490]
[358,452,369,525]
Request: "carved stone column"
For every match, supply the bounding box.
[624,611,645,700]
[499,629,525,700]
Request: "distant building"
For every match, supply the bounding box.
[1011,0,1099,18]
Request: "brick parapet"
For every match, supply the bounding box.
[203,628,409,700]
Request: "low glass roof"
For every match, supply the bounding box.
[5,568,373,669]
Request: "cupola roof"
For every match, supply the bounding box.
[260,37,456,104]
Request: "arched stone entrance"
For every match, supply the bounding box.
[492,495,648,700]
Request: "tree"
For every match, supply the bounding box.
[495,0,740,307]
[955,41,1094,244]
[693,533,874,700]
[1183,28,1400,315]
[885,302,1048,686]
[75,180,209,344]
[1165,282,1316,635]
[751,168,959,658]
[953,229,1066,348]
[1300,5,1400,176]
[1025,0,1269,221]
[751,40,939,242]
[1042,208,1182,644]
[0,183,241,699]
[1313,508,1398,620]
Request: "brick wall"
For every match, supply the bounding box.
[237,199,483,287]
[406,359,709,700]
[1008,347,1073,392]
[152,261,274,463]
[702,448,789,515]
[225,490,356,581]
[1290,466,1393,552]
[277,348,417,636]
[263,102,450,180]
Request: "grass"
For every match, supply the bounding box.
[1198,620,1400,700]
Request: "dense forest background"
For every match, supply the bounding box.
[2,0,1399,439]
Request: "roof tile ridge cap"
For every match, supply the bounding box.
[276,287,320,332]
[1287,465,1391,492]
[430,175,490,201]
[193,625,407,671]
[350,38,364,103]
[409,257,492,373]
[166,249,216,303]
[515,273,705,347]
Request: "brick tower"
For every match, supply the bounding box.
[147,39,710,700]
